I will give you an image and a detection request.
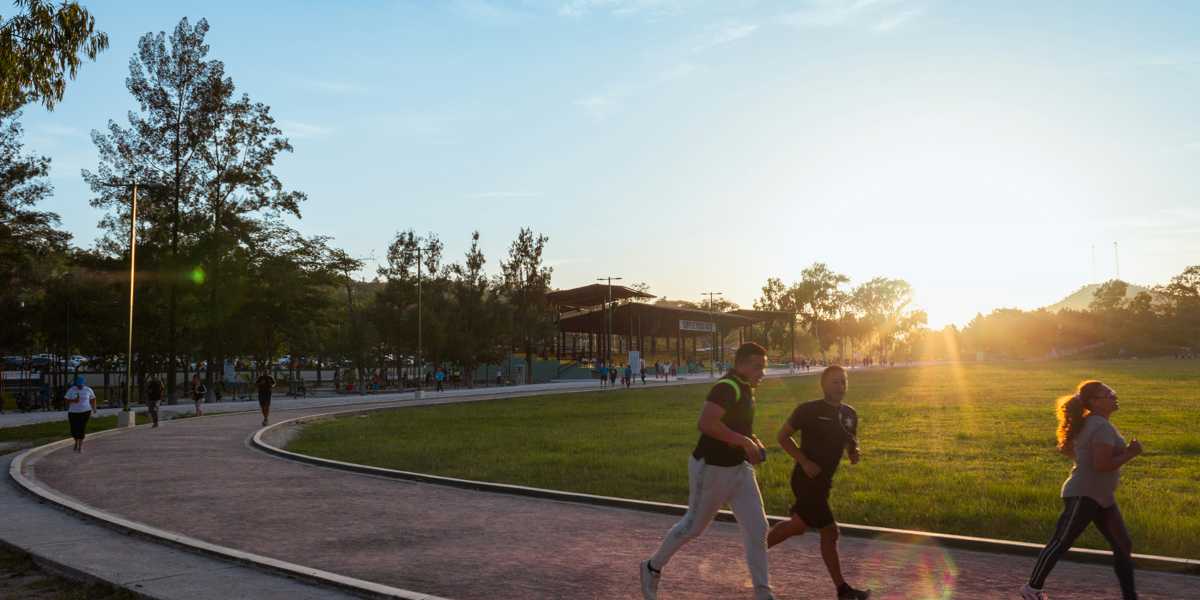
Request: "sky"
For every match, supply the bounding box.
[16,0,1200,328]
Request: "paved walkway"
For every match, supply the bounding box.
[12,382,1198,600]
[1,451,354,599]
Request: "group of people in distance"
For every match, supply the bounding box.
[640,342,1143,600]
[59,369,281,451]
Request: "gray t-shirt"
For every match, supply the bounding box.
[1060,415,1126,507]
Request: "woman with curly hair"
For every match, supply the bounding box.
[1021,380,1143,600]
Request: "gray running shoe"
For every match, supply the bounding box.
[1020,583,1048,599]
[639,560,660,600]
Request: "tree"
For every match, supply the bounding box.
[500,228,554,384]
[0,108,69,352]
[85,18,231,401]
[0,0,108,111]
[195,72,304,387]
[793,263,850,357]
[447,231,506,385]
[850,276,913,361]
[1089,279,1129,312]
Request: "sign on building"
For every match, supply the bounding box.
[679,319,716,333]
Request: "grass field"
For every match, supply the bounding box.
[288,360,1200,559]
[0,414,152,453]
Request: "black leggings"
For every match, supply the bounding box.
[68,411,90,440]
[1029,496,1136,599]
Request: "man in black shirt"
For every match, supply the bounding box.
[145,376,164,427]
[255,370,276,426]
[769,365,870,599]
[640,343,774,600]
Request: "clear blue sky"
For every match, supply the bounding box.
[19,0,1200,327]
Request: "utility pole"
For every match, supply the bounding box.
[702,291,722,378]
[596,276,622,366]
[416,245,423,400]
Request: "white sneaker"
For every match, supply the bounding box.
[639,560,661,600]
[1020,583,1048,599]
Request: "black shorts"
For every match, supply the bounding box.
[258,391,271,407]
[789,468,835,529]
[68,411,90,440]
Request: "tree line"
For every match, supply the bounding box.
[1,15,558,402]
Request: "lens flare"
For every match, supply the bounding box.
[857,534,959,599]
[191,267,206,285]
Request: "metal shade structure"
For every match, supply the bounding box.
[546,283,654,310]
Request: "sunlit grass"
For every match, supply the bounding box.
[288,360,1200,558]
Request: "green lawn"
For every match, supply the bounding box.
[287,360,1200,559]
[0,413,152,452]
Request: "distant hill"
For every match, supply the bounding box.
[1044,281,1152,312]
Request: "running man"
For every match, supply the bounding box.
[1021,380,1142,600]
[256,370,276,426]
[768,365,871,600]
[145,375,164,427]
[640,342,774,600]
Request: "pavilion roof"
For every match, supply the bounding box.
[546,283,654,309]
[558,302,756,336]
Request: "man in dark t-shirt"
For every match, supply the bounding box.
[640,343,775,600]
[256,371,276,426]
[768,365,870,600]
[145,376,164,428]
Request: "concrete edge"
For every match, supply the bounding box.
[8,436,452,600]
[256,408,1200,577]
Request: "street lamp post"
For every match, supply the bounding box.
[702,291,722,378]
[99,181,145,427]
[596,276,622,366]
[415,246,423,400]
[122,183,138,425]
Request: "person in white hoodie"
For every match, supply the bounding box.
[64,375,97,453]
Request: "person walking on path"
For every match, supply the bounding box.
[1021,380,1143,600]
[640,342,774,600]
[767,365,871,600]
[145,375,164,427]
[190,374,206,417]
[599,364,608,387]
[609,365,618,387]
[435,368,445,392]
[64,376,96,453]
[623,364,633,388]
[255,371,276,426]
[640,365,647,385]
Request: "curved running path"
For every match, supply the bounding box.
[18,400,1200,600]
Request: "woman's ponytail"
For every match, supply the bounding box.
[1056,380,1105,454]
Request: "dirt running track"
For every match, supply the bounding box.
[22,405,1199,600]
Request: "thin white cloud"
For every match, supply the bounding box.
[466,192,544,199]
[278,120,334,139]
[557,0,686,18]
[693,23,758,52]
[450,0,530,24]
[574,86,632,119]
[779,0,915,29]
[305,80,368,95]
[874,7,922,32]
